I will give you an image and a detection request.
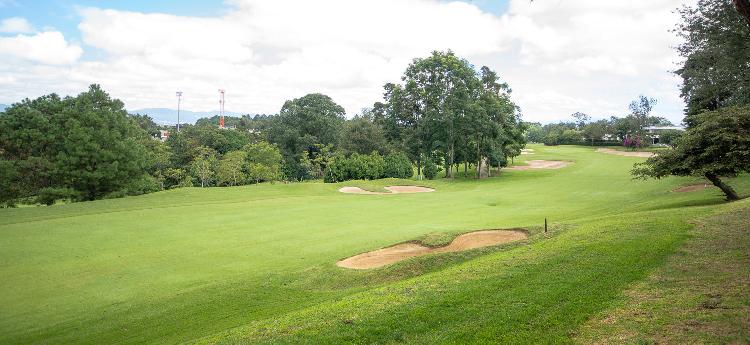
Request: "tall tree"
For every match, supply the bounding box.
[216,150,248,186]
[267,93,345,180]
[0,85,152,203]
[676,0,750,120]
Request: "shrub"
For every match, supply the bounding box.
[383,152,413,179]
[423,159,439,180]
[36,187,79,206]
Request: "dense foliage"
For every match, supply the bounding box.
[0,85,155,206]
[633,106,750,200]
[675,0,750,119]
[372,51,526,178]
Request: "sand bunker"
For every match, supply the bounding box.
[337,229,528,269]
[338,186,435,195]
[674,184,713,193]
[597,148,655,158]
[506,160,571,170]
[521,148,535,155]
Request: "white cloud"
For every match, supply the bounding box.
[0,17,33,33]
[0,31,83,65]
[0,0,690,124]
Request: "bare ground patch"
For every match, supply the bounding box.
[597,148,655,158]
[338,186,435,195]
[337,229,528,269]
[674,183,714,193]
[506,160,571,170]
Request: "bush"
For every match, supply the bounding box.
[383,152,413,179]
[423,159,440,180]
[36,187,79,206]
[323,152,390,183]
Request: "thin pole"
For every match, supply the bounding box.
[176,91,183,132]
[544,218,548,233]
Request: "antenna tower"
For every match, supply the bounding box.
[218,89,225,129]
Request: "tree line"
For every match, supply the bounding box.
[0,51,526,206]
[526,96,682,148]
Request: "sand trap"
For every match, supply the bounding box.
[338,186,435,195]
[674,184,713,193]
[337,229,528,269]
[597,148,655,158]
[506,160,571,170]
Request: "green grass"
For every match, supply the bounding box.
[0,144,748,344]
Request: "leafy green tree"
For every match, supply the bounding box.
[216,150,248,186]
[402,51,481,178]
[525,123,545,143]
[340,115,388,155]
[582,120,609,145]
[632,106,750,200]
[190,146,218,187]
[163,168,193,188]
[423,159,440,180]
[383,152,413,179]
[244,141,283,184]
[676,0,750,119]
[0,85,153,202]
[129,113,160,137]
[658,129,684,147]
[267,93,345,180]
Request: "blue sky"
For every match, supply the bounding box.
[0,0,687,124]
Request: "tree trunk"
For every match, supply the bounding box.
[464,162,467,177]
[705,173,740,201]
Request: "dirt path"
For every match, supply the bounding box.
[338,186,435,195]
[596,148,655,158]
[506,160,571,170]
[337,229,528,269]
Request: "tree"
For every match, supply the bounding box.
[571,112,591,129]
[402,51,480,178]
[632,106,750,201]
[216,150,248,186]
[0,85,153,203]
[190,146,217,187]
[582,120,609,145]
[383,152,413,179]
[340,115,388,155]
[676,0,750,119]
[244,141,283,184]
[526,123,545,143]
[267,93,345,180]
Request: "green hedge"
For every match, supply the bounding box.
[324,151,413,183]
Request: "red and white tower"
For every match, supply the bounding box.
[218,89,226,129]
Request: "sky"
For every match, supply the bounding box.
[0,0,691,124]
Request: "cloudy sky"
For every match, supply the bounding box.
[0,0,691,124]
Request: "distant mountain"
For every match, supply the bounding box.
[127,108,247,125]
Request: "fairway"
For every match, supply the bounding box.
[1,144,748,344]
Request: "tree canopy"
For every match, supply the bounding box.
[633,106,750,200]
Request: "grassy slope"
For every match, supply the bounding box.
[0,145,748,344]
[576,201,750,344]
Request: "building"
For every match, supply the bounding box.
[644,126,685,145]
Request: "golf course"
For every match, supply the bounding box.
[1,144,748,344]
